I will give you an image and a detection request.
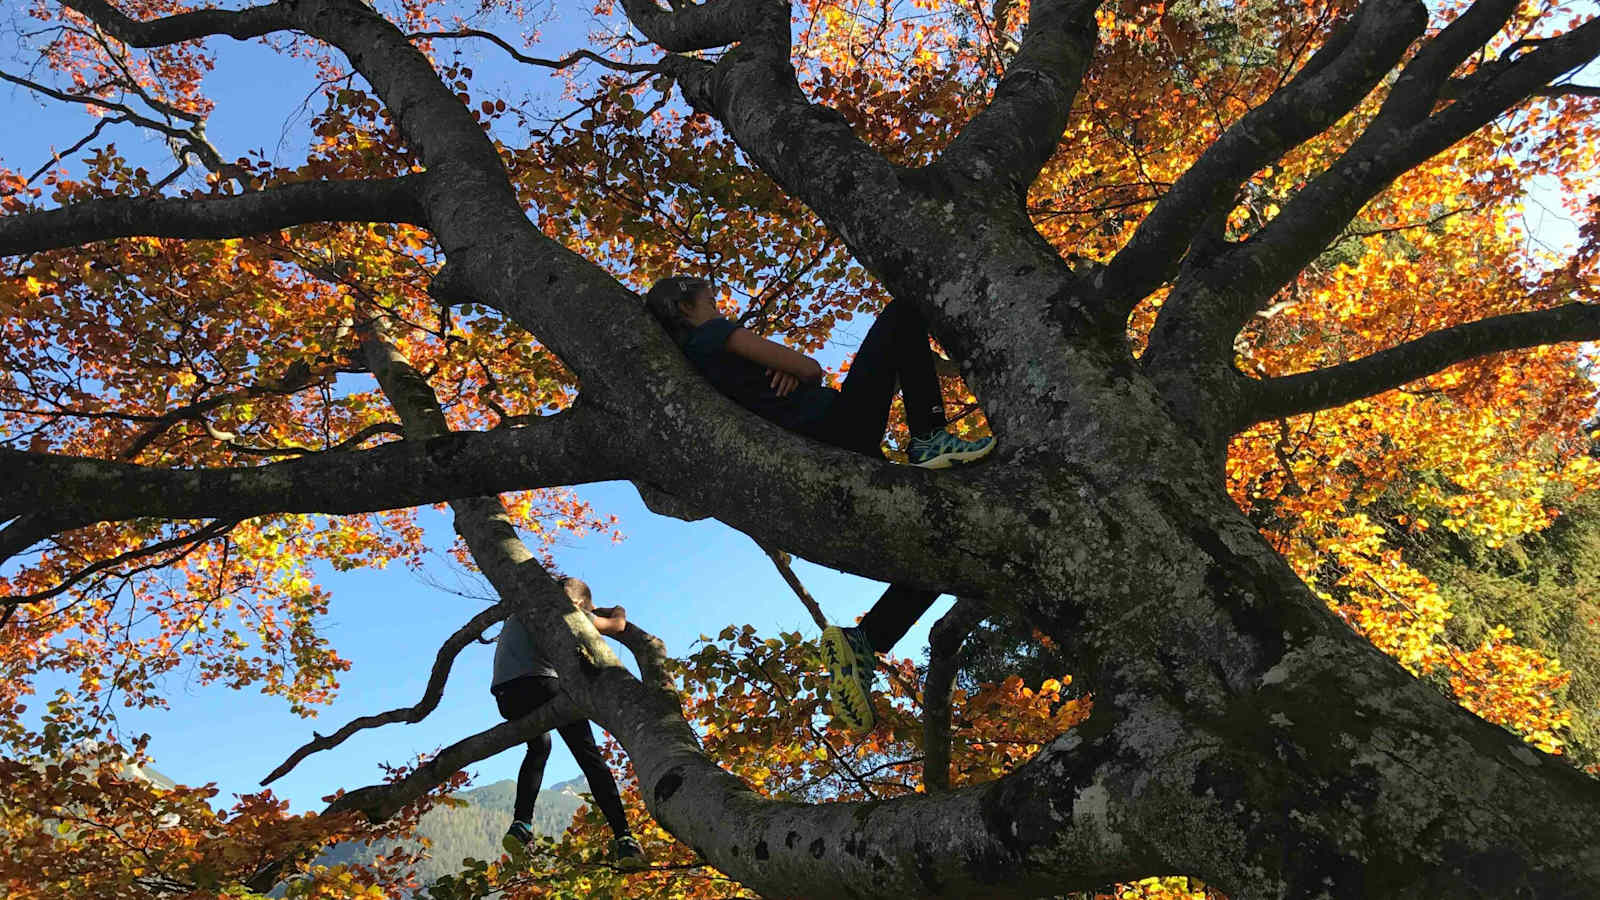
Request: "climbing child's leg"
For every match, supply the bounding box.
[556,720,648,869]
[493,675,561,863]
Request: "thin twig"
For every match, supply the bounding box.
[408,29,662,74]
[757,542,828,629]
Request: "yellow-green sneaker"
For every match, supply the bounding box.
[821,625,878,734]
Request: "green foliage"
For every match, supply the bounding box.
[947,611,1069,692]
[1397,484,1600,768]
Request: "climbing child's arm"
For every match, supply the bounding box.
[588,605,628,636]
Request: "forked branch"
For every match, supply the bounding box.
[1101,0,1427,313]
[1147,7,1600,375]
[1231,13,1600,320]
[260,601,513,786]
[321,694,584,824]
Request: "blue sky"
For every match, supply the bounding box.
[1,1,1593,816]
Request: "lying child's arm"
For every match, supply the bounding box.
[725,328,824,383]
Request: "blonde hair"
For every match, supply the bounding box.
[560,576,594,613]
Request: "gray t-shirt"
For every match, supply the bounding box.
[492,614,557,686]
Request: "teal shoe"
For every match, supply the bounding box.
[613,835,648,870]
[908,430,995,469]
[502,820,534,865]
[820,625,878,734]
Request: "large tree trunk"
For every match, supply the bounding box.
[597,396,1600,898]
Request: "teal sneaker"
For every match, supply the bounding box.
[820,625,878,734]
[502,820,534,865]
[613,835,648,870]
[908,430,995,469]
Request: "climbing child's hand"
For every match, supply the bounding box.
[590,605,628,635]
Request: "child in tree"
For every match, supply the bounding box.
[492,577,646,868]
[644,275,994,733]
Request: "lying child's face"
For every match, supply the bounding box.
[681,287,718,321]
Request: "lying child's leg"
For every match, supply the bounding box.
[812,300,994,466]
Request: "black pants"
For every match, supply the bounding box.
[803,301,946,652]
[492,675,630,838]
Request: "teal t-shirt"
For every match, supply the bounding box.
[681,317,835,432]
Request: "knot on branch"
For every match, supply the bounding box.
[634,480,709,521]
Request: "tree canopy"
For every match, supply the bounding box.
[4,0,1600,897]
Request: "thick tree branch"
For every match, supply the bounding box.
[59,0,294,47]
[0,406,614,555]
[1141,9,1600,438]
[921,597,986,792]
[1372,0,1519,126]
[0,175,428,256]
[260,601,512,786]
[1443,79,1600,99]
[1412,15,1600,148]
[1244,302,1600,425]
[1101,0,1427,314]
[238,322,645,897]
[357,311,645,709]
[612,621,676,696]
[939,0,1101,192]
[642,8,908,279]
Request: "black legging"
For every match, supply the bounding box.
[802,300,946,652]
[492,675,630,837]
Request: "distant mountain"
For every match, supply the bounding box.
[310,775,590,892]
[127,761,177,791]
